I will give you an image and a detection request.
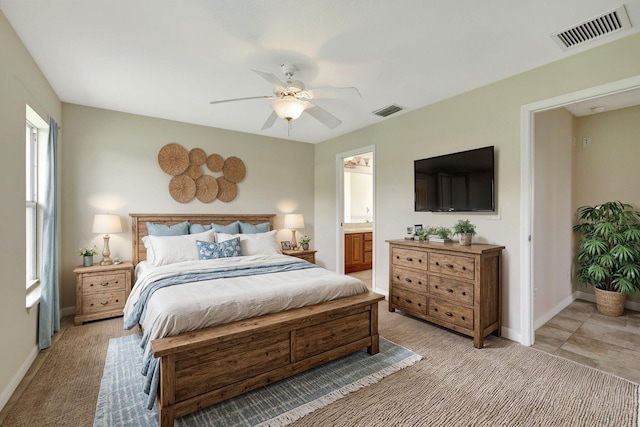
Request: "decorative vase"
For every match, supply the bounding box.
[594,287,626,317]
[301,243,309,251]
[459,233,473,246]
[83,255,93,267]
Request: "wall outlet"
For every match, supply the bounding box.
[582,137,592,147]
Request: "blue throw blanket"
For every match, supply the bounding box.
[125,260,317,409]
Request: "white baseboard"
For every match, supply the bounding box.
[0,345,38,413]
[60,305,75,317]
[534,293,578,330]
[501,326,520,343]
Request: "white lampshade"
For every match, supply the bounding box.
[271,96,306,121]
[283,213,304,229]
[92,214,122,234]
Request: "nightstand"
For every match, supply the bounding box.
[282,249,317,264]
[74,262,133,325]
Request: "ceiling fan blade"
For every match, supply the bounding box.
[210,95,272,105]
[306,87,361,99]
[252,69,286,88]
[304,102,342,129]
[261,111,278,130]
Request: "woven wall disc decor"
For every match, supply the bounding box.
[158,143,245,203]
[158,143,190,176]
[195,175,219,203]
[169,175,196,203]
[222,156,246,183]
[186,164,203,180]
[206,154,224,172]
[217,176,238,202]
[189,148,207,166]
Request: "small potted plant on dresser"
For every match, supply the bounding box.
[79,246,97,267]
[299,235,311,251]
[453,219,476,246]
[573,201,640,316]
[427,226,452,242]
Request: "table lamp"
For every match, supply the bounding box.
[283,214,304,250]
[92,214,122,265]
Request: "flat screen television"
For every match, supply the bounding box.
[414,146,494,212]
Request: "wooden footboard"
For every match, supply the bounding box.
[151,292,384,427]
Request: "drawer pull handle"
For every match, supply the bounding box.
[445,263,454,269]
[405,278,412,283]
[405,299,412,304]
[445,288,453,293]
[100,301,108,306]
[462,291,467,296]
[434,285,439,289]
[445,311,453,317]
[462,266,466,271]
[396,255,400,259]
[100,282,109,286]
[396,275,400,280]
[418,259,422,263]
[462,316,466,320]
[435,261,439,266]
[406,257,413,262]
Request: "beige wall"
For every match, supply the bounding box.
[60,104,315,311]
[573,104,640,305]
[533,109,574,322]
[314,33,640,339]
[0,12,62,409]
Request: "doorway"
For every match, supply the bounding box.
[521,75,640,346]
[336,146,375,291]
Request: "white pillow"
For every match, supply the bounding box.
[217,230,281,256]
[142,230,215,266]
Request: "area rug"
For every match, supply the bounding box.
[93,334,421,427]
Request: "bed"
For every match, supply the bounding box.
[126,213,384,427]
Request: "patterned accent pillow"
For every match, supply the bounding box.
[197,238,242,260]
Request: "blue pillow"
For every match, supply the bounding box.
[238,221,270,234]
[197,238,242,259]
[211,221,240,234]
[189,223,213,234]
[146,220,189,236]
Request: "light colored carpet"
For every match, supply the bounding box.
[93,334,421,426]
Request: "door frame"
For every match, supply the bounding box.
[520,74,640,346]
[336,145,376,285]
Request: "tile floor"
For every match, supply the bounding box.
[533,299,640,384]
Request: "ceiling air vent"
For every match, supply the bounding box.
[372,104,404,118]
[552,6,632,50]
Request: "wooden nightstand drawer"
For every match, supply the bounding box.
[81,272,126,294]
[392,287,427,316]
[392,248,428,270]
[82,290,126,314]
[429,252,475,280]
[282,250,316,264]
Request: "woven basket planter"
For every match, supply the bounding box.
[594,287,627,317]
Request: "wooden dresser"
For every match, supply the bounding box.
[74,262,133,325]
[387,239,504,348]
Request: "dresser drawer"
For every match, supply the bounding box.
[392,248,428,270]
[81,272,127,294]
[392,287,427,316]
[429,276,474,306]
[391,266,427,294]
[82,290,126,314]
[429,298,473,330]
[429,253,475,280]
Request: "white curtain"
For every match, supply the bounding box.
[38,117,59,350]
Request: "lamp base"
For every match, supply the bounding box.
[291,229,298,250]
[100,234,113,265]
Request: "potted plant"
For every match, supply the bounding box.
[299,235,311,251]
[573,201,640,316]
[79,246,97,267]
[427,226,451,242]
[453,219,476,246]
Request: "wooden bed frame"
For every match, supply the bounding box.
[129,214,384,427]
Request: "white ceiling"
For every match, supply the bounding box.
[2,1,639,143]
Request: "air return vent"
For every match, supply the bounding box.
[552,6,632,50]
[372,104,404,117]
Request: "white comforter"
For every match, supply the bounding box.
[124,254,368,348]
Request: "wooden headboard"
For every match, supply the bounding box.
[129,213,276,265]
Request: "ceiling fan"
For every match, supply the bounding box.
[209,63,361,131]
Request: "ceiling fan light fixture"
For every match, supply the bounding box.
[271,96,305,121]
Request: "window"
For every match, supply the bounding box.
[25,105,48,309]
[26,121,38,288]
